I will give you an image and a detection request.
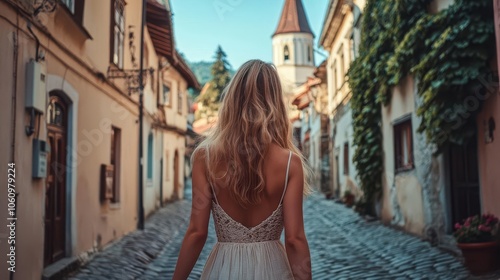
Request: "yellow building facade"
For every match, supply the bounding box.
[0,0,198,278]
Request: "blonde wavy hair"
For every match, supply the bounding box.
[193,59,311,206]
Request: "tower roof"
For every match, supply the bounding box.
[273,0,313,37]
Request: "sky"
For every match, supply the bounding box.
[170,0,330,70]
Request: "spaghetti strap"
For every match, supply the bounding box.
[279,151,293,205]
[210,181,219,205]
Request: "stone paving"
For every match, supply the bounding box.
[67,186,500,280]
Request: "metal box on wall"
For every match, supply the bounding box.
[32,139,49,178]
[25,59,47,114]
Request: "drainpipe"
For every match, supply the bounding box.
[137,0,146,230]
[160,158,163,207]
[9,19,19,280]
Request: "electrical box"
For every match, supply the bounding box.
[100,164,114,201]
[25,59,47,114]
[32,139,50,178]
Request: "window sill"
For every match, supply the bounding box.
[395,165,415,174]
[108,63,124,73]
[109,202,121,210]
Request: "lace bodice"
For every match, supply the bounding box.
[209,150,292,244]
[211,201,284,243]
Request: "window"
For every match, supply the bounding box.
[61,0,75,13]
[147,133,153,180]
[349,35,356,60]
[60,0,85,24]
[338,45,345,85]
[307,45,312,62]
[394,117,414,172]
[110,127,121,203]
[333,61,338,92]
[284,45,290,62]
[163,83,171,106]
[177,90,183,114]
[343,142,349,175]
[110,0,125,69]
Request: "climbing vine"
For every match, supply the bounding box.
[348,0,495,214]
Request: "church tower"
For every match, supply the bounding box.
[272,0,315,96]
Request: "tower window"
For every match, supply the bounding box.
[284,45,290,61]
[308,45,312,62]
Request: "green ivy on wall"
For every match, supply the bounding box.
[348,0,495,214]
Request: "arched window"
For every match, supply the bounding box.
[308,45,312,62]
[284,45,290,61]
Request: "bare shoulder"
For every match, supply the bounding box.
[268,143,293,161]
[289,152,303,174]
[192,146,208,164]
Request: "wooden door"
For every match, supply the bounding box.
[449,135,481,225]
[44,96,67,266]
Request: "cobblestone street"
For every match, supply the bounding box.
[68,187,496,280]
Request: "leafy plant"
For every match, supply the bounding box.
[388,0,496,151]
[347,0,495,214]
[454,214,500,243]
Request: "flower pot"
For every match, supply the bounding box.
[458,241,499,275]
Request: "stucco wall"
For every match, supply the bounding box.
[333,105,360,198]
[0,11,47,279]
[381,76,450,241]
[380,77,426,236]
[477,90,500,218]
[0,2,141,278]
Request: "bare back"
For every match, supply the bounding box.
[209,143,293,228]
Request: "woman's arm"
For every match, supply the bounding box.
[172,150,212,280]
[283,154,312,280]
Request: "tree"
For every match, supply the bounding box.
[197,46,232,120]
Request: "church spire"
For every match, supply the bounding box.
[273,0,313,37]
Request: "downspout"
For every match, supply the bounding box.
[138,0,146,230]
[10,20,19,163]
[9,16,19,280]
[158,61,164,207]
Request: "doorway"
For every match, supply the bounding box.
[44,95,68,266]
[449,134,481,226]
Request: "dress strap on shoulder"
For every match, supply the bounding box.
[279,151,293,205]
[209,181,219,205]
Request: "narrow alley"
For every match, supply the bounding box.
[68,183,474,280]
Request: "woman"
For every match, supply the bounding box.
[172,60,312,280]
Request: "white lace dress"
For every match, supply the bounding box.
[200,151,294,280]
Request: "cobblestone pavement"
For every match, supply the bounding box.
[68,188,499,280]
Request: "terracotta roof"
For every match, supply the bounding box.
[273,0,313,37]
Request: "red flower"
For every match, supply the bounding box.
[454,223,462,230]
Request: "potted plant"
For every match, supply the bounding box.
[454,214,500,275]
[342,190,355,207]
